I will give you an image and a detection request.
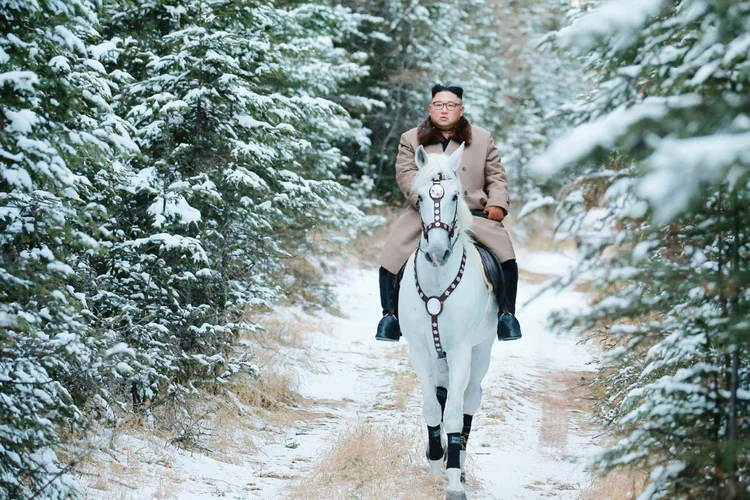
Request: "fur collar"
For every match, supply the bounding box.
[417,116,472,148]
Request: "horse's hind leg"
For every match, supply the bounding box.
[408,346,444,475]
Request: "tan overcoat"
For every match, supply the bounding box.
[379,120,516,274]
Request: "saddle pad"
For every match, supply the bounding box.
[472,241,505,310]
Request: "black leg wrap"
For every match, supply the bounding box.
[427,425,444,461]
[436,386,447,421]
[446,433,461,469]
[461,414,473,451]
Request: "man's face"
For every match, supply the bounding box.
[428,91,464,130]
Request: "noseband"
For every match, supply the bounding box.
[420,173,458,247]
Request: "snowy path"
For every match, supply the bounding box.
[81,249,600,499]
[258,250,601,499]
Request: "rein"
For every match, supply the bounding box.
[413,248,467,359]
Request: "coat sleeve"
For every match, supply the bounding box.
[395,132,419,208]
[484,134,510,214]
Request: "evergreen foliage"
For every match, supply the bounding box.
[533,0,750,497]
[2,0,373,496]
[1,0,135,496]
[0,0,581,496]
[96,0,373,409]
[336,0,581,206]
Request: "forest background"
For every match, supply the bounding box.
[1,0,748,498]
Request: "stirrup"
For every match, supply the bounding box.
[375,314,401,342]
[497,312,522,341]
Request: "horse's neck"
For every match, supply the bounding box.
[415,237,467,294]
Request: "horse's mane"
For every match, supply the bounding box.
[412,160,473,236]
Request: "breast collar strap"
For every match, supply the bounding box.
[413,248,467,359]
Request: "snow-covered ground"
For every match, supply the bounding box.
[80,248,601,499]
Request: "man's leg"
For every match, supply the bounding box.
[375,266,401,341]
[471,243,521,341]
[501,260,518,314]
[497,259,522,341]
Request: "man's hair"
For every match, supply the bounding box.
[431,84,463,100]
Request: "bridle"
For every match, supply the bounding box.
[418,173,459,256]
[414,172,465,359]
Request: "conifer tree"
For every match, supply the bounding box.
[1,0,136,496]
[97,0,372,406]
[532,0,750,496]
[334,0,509,198]
[335,0,581,206]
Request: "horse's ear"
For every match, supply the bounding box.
[448,142,465,172]
[415,145,428,170]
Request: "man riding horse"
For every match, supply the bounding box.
[376,84,521,343]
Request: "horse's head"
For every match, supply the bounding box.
[412,143,472,267]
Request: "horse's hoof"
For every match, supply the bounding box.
[429,458,443,476]
[446,492,468,500]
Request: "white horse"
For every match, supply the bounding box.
[398,143,498,500]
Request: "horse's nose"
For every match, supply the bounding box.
[430,248,452,267]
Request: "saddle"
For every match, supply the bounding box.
[471,240,507,314]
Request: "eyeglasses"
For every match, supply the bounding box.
[430,101,461,111]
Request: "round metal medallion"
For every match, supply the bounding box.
[429,184,444,199]
[426,297,442,315]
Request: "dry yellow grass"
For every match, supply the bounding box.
[152,467,184,499]
[532,370,597,451]
[346,205,404,267]
[519,268,556,284]
[285,422,446,500]
[580,467,648,500]
[245,310,323,352]
[77,308,326,498]
[516,365,649,500]
[511,211,578,253]
[201,310,329,458]
[76,423,183,497]
[380,344,419,411]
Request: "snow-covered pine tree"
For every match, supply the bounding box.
[532,0,750,496]
[335,0,514,199]
[335,0,582,209]
[478,0,585,208]
[0,0,137,497]
[97,0,372,408]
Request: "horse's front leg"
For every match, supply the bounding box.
[444,344,472,498]
[408,344,444,476]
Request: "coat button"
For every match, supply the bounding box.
[464,190,468,195]
[462,167,466,171]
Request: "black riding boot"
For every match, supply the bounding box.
[497,259,522,341]
[375,267,401,342]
